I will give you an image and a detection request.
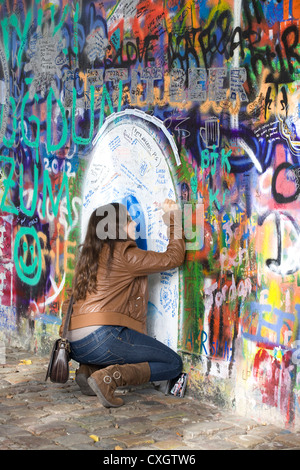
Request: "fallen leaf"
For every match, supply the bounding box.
[114,445,123,450]
[19,360,32,365]
[89,434,99,442]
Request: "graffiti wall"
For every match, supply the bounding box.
[0,0,299,428]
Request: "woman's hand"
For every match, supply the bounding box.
[162,198,179,212]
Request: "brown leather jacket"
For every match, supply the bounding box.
[60,211,185,335]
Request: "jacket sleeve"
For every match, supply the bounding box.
[124,210,186,277]
[58,288,73,337]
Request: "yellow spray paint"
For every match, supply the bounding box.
[268,280,282,309]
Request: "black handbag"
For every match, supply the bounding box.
[45,294,74,383]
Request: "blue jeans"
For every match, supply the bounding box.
[69,325,183,382]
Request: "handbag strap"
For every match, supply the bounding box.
[61,294,74,339]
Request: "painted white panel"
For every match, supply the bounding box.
[82,110,181,350]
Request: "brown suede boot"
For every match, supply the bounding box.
[75,364,104,396]
[87,362,151,408]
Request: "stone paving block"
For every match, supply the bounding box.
[70,413,114,429]
[92,426,133,439]
[0,414,12,424]
[0,437,16,450]
[26,420,69,436]
[109,408,145,418]
[67,406,110,418]
[0,424,34,438]
[147,427,182,442]
[38,414,68,425]
[76,394,100,404]
[273,432,300,448]
[225,433,266,449]
[115,433,156,448]
[125,445,157,450]
[115,415,151,425]
[184,436,238,450]
[221,414,261,431]
[138,400,166,408]
[9,407,48,420]
[152,438,186,450]
[115,418,154,434]
[9,416,44,429]
[10,434,54,449]
[155,396,185,405]
[26,400,54,410]
[94,438,124,450]
[252,442,286,450]
[152,418,184,432]
[69,443,99,450]
[54,432,95,448]
[34,444,69,450]
[3,373,32,385]
[246,424,283,441]
[42,402,84,415]
[147,410,187,422]
[183,420,232,439]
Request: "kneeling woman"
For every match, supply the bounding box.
[60,200,186,408]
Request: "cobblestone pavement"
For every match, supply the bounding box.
[0,347,299,451]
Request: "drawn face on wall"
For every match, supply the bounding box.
[20,240,38,275]
[14,227,42,286]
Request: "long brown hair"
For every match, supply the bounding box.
[72,203,129,301]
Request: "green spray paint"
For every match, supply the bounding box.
[0,155,17,215]
[42,170,73,225]
[20,92,40,148]
[19,164,39,217]
[72,85,95,145]
[180,260,205,354]
[47,87,68,152]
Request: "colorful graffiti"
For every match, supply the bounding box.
[0,0,299,428]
